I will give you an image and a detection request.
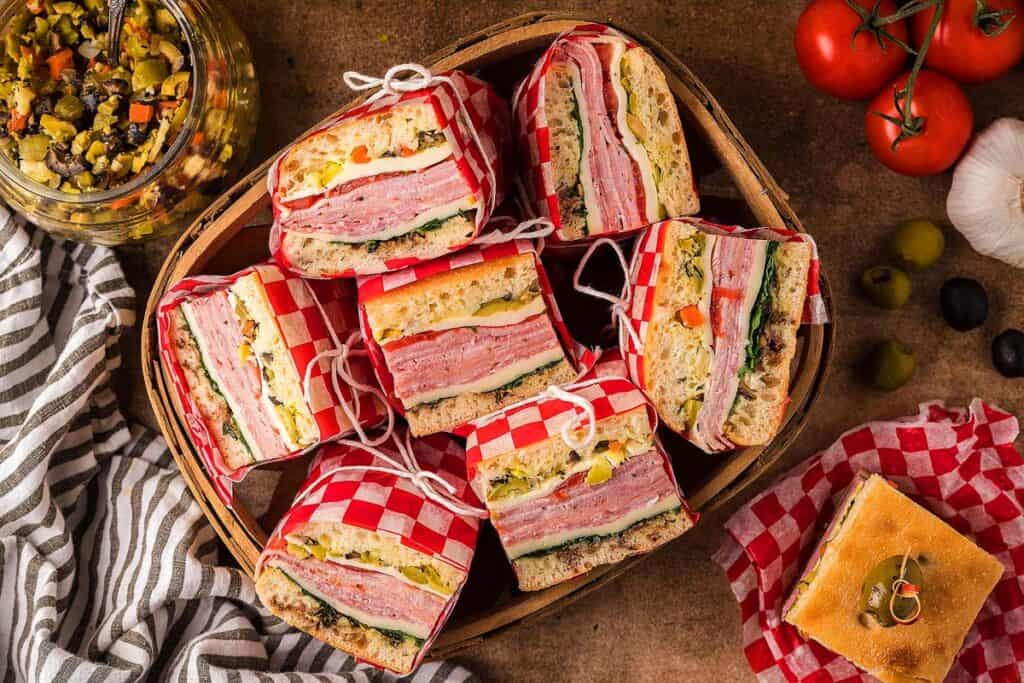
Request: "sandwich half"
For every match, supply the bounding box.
[783,472,1004,683]
[472,402,693,591]
[361,252,576,435]
[271,80,497,277]
[639,219,811,452]
[522,29,698,240]
[165,269,320,471]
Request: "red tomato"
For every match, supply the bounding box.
[911,0,1024,84]
[795,0,910,99]
[864,70,974,176]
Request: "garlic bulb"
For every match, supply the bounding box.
[947,118,1024,268]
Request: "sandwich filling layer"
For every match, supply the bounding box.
[493,448,682,559]
[265,551,446,643]
[174,273,320,465]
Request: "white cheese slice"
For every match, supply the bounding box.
[299,194,477,245]
[504,494,682,559]
[402,347,566,408]
[698,234,716,353]
[606,40,661,222]
[280,142,455,204]
[276,567,431,640]
[568,64,604,234]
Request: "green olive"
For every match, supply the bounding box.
[860,555,924,627]
[860,266,911,309]
[132,59,169,92]
[865,339,916,391]
[54,94,85,121]
[17,134,50,162]
[891,219,945,270]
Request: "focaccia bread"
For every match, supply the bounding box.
[783,472,1004,683]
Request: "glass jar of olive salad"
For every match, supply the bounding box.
[0,0,257,244]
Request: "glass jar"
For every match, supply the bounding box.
[0,0,258,245]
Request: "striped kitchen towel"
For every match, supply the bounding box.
[0,214,476,683]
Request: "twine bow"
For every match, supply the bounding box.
[573,238,643,352]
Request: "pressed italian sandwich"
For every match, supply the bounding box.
[360,250,576,436]
[468,385,694,591]
[783,472,1003,683]
[270,71,506,277]
[515,25,698,241]
[256,435,479,674]
[636,219,811,452]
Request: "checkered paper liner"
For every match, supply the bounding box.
[713,400,1024,683]
[258,432,480,672]
[512,23,673,244]
[356,239,600,435]
[157,262,386,506]
[267,69,509,277]
[621,217,828,395]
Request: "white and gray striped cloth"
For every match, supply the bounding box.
[0,214,476,683]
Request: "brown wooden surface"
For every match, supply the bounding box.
[116,2,1024,681]
[140,12,835,658]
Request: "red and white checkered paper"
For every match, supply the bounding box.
[157,262,386,506]
[258,431,480,672]
[512,23,686,244]
[621,217,828,395]
[356,239,600,435]
[268,69,509,277]
[713,400,1024,683]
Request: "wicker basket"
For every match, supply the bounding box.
[140,12,835,659]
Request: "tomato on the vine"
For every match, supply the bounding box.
[911,0,1024,84]
[795,0,910,100]
[865,69,974,176]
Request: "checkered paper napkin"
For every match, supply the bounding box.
[713,400,1024,682]
[268,69,509,277]
[511,23,671,245]
[259,432,480,671]
[157,262,386,506]
[356,239,601,434]
[621,217,828,397]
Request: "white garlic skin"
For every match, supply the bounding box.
[947,118,1024,268]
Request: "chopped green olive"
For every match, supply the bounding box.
[132,59,169,92]
[18,135,50,162]
[54,95,86,121]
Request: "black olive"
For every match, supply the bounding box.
[101,78,131,96]
[80,89,101,114]
[0,111,10,127]
[124,121,148,146]
[993,329,1024,378]
[32,96,54,118]
[44,144,87,178]
[100,131,124,155]
[940,277,989,331]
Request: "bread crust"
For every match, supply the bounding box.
[255,567,422,674]
[512,507,692,591]
[784,475,1004,683]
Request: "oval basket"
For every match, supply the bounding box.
[140,12,836,660]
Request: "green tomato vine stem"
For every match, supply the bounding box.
[974,0,1018,36]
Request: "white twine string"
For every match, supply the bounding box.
[292,431,489,519]
[572,238,643,351]
[342,63,496,231]
[473,217,554,248]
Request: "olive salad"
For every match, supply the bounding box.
[0,0,192,192]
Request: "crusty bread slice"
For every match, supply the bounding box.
[620,47,699,218]
[512,507,692,591]
[256,566,422,675]
[404,358,576,437]
[276,101,443,202]
[724,242,811,446]
[280,211,476,278]
[544,62,587,240]
[362,253,541,342]
[167,307,254,472]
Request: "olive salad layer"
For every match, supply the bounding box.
[0,0,191,192]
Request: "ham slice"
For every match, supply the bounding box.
[265,551,447,640]
[493,449,681,558]
[384,313,565,407]
[182,291,289,462]
[279,157,472,241]
[555,41,645,234]
[692,238,767,452]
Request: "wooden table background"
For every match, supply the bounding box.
[115,1,1024,680]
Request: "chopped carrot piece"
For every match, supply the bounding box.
[192,131,205,146]
[129,102,154,123]
[46,48,74,81]
[110,196,137,210]
[350,145,370,163]
[677,304,705,327]
[158,99,181,110]
[399,145,416,157]
[8,111,27,133]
